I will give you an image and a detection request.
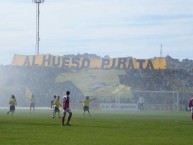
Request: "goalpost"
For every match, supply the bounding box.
[116,90,179,112]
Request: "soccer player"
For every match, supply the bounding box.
[61,91,72,126]
[52,96,61,118]
[7,95,17,115]
[80,96,96,116]
[51,95,57,108]
[29,94,36,113]
[188,96,193,121]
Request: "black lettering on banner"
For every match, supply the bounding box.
[23,56,30,66]
[101,59,110,68]
[42,55,51,66]
[117,58,127,69]
[128,59,134,69]
[32,56,36,66]
[52,56,61,67]
[62,57,70,68]
[72,57,80,68]
[137,59,145,69]
[146,59,154,70]
[81,59,90,68]
[31,56,36,66]
[18,54,163,69]
[110,58,116,69]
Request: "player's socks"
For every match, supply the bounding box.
[61,117,65,125]
[192,114,193,120]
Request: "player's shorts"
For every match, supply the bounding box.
[30,103,35,107]
[54,106,60,112]
[83,106,89,111]
[63,108,72,113]
[191,107,193,113]
[10,105,15,111]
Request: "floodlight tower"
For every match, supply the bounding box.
[33,0,44,55]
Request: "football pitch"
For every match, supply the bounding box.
[0,109,193,145]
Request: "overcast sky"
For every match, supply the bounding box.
[0,0,193,64]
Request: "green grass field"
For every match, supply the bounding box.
[0,109,193,145]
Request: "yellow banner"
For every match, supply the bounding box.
[11,54,167,69]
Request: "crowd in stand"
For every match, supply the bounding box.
[0,65,84,107]
[118,68,193,106]
[120,68,193,92]
[1,56,193,107]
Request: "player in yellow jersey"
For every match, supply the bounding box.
[52,96,62,118]
[80,96,96,116]
[7,95,17,115]
[51,95,57,108]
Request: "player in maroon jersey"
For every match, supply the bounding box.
[188,96,193,121]
[61,91,72,126]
